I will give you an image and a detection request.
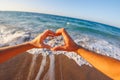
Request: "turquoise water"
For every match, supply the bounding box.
[0,11,120,65]
[0,11,120,40]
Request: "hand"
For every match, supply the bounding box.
[52,28,80,52]
[29,30,56,49]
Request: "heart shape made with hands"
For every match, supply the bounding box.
[40,29,68,50]
[34,28,79,51]
[33,29,66,50]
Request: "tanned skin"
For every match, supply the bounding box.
[52,28,120,80]
[0,28,120,79]
[0,30,55,63]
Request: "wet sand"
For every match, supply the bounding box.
[0,52,112,80]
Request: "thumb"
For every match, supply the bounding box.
[51,46,66,51]
[43,44,51,49]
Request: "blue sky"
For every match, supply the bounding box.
[0,0,120,28]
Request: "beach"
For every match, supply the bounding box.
[0,11,120,80]
[0,11,120,67]
[0,52,111,80]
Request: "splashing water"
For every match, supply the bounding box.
[0,11,120,68]
[35,55,46,80]
[46,54,55,80]
[27,54,38,80]
[39,53,55,80]
[0,11,120,80]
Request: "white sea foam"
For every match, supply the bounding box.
[0,25,32,47]
[47,54,55,80]
[0,25,120,66]
[35,55,46,80]
[27,54,38,80]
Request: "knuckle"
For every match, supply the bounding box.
[61,28,65,31]
[43,30,51,34]
[45,30,52,33]
[57,28,65,33]
[45,29,49,32]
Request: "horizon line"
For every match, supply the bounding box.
[0,10,120,29]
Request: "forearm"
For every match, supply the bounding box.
[76,47,120,80]
[0,42,34,63]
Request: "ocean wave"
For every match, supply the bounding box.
[0,11,120,66]
[0,25,32,46]
[0,25,120,66]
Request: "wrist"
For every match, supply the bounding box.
[74,45,83,53]
[27,41,37,48]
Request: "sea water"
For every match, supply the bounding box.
[0,11,120,66]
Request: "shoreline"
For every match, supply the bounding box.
[0,52,111,80]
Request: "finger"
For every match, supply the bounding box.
[44,30,56,36]
[39,30,55,42]
[48,34,55,37]
[55,28,63,35]
[56,28,71,39]
[56,28,73,45]
[61,29,74,45]
[51,46,66,51]
[42,30,56,39]
[55,33,62,36]
[42,44,51,49]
